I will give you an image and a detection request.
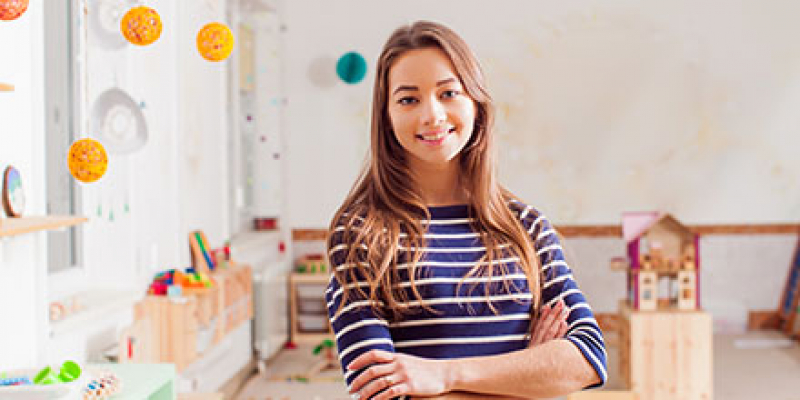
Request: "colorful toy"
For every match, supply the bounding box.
[305,339,338,378]
[196,22,234,62]
[0,0,28,21]
[33,360,81,385]
[148,268,214,296]
[120,6,162,46]
[2,165,24,217]
[295,254,328,274]
[613,212,700,311]
[189,230,216,273]
[0,375,32,386]
[68,139,108,183]
[82,370,121,399]
[778,237,800,335]
[336,52,367,84]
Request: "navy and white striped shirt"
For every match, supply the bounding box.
[326,201,607,392]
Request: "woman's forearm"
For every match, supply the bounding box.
[413,392,527,399]
[443,339,601,399]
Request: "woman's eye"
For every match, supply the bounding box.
[441,90,460,99]
[397,97,418,105]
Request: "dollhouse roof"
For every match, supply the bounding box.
[622,211,694,242]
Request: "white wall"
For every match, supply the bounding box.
[281,0,800,227]
[0,1,49,368]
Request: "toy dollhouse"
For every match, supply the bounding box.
[618,212,700,311]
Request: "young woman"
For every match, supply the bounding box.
[325,21,606,399]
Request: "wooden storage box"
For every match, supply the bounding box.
[213,263,254,334]
[618,301,712,400]
[123,263,254,372]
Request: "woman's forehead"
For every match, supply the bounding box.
[388,48,460,90]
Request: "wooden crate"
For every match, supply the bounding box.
[618,301,712,400]
[124,263,255,372]
[213,263,254,334]
[131,296,200,371]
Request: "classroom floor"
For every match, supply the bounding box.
[234,330,800,400]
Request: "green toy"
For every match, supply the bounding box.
[33,360,81,385]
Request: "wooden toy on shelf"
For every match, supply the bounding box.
[611,212,701,311]
[2,166,25,217]
[295,254,329,274]
[189,230,216,273]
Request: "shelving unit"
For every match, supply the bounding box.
[288,272,333,344]
[0,216,87,237]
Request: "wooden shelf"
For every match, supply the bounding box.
[0,215,88,237]
[0,82,14,92]
[289,272,334,344]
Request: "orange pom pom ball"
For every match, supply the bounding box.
[0,0,28,21]
[196,22,234,62]
[120,6,162,46]
[68,139,108,183]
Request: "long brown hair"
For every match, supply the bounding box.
[328,21,542,322]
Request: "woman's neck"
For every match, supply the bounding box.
[409,158,467,206]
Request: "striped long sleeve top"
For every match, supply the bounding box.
[325,201,607,393]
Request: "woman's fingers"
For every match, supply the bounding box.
[557,319,569,338]
[347,349,395,371]
[357,374,407,400]
[531,301,569,346]
[348,362,396,395]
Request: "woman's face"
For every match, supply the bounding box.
[387,47,476,168]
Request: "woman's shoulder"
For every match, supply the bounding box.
[506,198,542,220]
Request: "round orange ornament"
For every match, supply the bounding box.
[120,6,162,46]
[68,139,108,183]
[0,0,28,21]
[196,22,234,62]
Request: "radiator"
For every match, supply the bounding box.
[228,231,290,361]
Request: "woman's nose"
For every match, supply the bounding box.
[420,98,446,126]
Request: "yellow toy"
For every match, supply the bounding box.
[120,6,162,46]
[0,0,28,21]
[196,22,234,62]
[67,139,108,183]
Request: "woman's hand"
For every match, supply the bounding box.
[346,349,450,400]
[529,300,570,347]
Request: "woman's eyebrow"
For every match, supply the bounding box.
[392,78,459,96]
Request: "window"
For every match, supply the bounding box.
[44,0,82,274]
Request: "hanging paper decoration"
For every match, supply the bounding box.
[120,6,162,46]
[336,52,367,84]
[2,166,24,217]
[0,0,28,21]
[196,22,234,62]
[68,139,108,183]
